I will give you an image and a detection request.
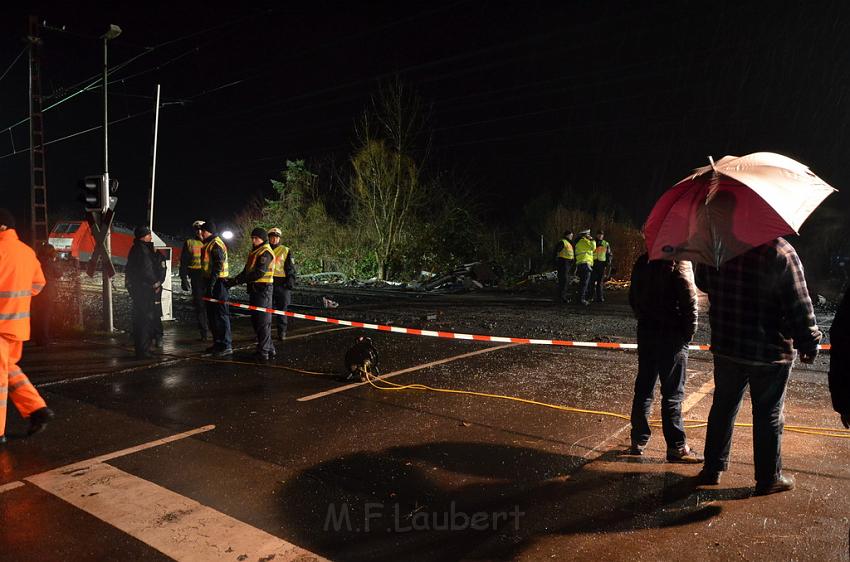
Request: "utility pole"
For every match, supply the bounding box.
[147,84,161,230]
[27,15,49,244]
[102,24,121,332]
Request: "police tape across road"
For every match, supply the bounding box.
[202,297,832,352]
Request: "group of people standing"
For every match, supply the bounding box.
[126,221,295,361]
[554,229,612,305]
[628,237,849,495]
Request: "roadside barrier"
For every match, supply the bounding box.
[203,297,832,351]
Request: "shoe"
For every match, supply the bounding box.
[254,352,269,361]
[628,442,647,455]
[580,299,590,306]
[199,333,209,342]
[667,445,704,463]
[276,332,285,341]
[697,469,722,485]
[205,345,219,353]
[28,407,55,436]
[754,474,795,496]
[268,348,277,358]
[0,435,6,445]
[213,347,233,358]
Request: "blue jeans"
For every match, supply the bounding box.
[704,356,791,484]
[630,334,688,449]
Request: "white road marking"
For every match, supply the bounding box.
[682,371,715,414]
[297,343,521,402]
[28,463,326,562]
[0,481,24,494]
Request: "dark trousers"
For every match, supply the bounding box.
[131,291,158,356]
[704,356,791,484]
[576,263,593,303]
[189,269,209,337]
[31,289,53,345]
[591,262,607,302]
[630,334,688,449]
[250,284,274,355]
[272,282,292,337]
[205,278,231,350]
[555,258,573,302]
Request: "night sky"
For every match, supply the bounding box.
[2,1,849,240]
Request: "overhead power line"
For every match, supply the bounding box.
[0,46,27,84]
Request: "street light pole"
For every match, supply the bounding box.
[101,23,121,333]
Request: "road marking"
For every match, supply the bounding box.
[28,462,326,562]
[682,371,715,414]
[297,343,521,402]
[0,481,24,494]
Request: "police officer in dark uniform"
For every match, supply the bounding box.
[227,227,275,360]
[267,227,296,340]
[180,220,209,340]
[199,222,232,357]
[125,226,162,358]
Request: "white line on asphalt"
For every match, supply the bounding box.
[0,481,24,494]
[297,343,521,402]
[682,372,715,414]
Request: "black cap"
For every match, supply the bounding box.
[134,225,152,239]
[250,227,268,242]
[199,221,216,234]
[0,208,15,229]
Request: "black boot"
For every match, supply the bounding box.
[28,407,55,436]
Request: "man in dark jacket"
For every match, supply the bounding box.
[179,220,209,340]
[628,253,701,463]
[267,227,296,340]
[125,226,162,358]
[199,221,232,357]
[829,289,850,429]
[695,238,821,495]
[227,227,275,359]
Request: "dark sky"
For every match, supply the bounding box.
[2,1,849,239]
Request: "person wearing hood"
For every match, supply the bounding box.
[574,229,596,305]
[226,227,275,360]
[199,221,232,357]
[125,225,162,358]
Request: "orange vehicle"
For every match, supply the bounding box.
[48,220,182,268]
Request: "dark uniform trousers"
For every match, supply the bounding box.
[206,278,232,350]
[189,269,209,337]
[131,289,159,355]
[250,284,274,355]
[272,281,292,337]
[591,262,607,302]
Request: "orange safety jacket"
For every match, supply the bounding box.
[0,229,45,341]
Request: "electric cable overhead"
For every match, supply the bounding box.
[0,45,27,84]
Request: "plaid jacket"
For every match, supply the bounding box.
[694,238,822,364]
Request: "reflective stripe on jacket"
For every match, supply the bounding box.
[247,243,274,284]
[202,236,229,278]
[594,240,610,262]
[0,229,45,341]
[574,238,596,266]
[272,245,290,278]
[185,238,203,269]
[557,240,574,260]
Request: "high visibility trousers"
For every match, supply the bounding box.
[0,335,48,436]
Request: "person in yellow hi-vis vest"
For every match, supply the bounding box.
[574,229,596,306]
[267,228,296,340]
[591,229,613,303]
[179,220,209,340]
[199,221,231,357]
[553,230,575,303]
[227,228,275,360]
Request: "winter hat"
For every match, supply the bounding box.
[134,225,152,239]
[250,227,268,242]
[0,208,15,229]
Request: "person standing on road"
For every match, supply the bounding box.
[125,226,163,359]
[0,209,54,443]
[628,253,702,462]
[268,227,296,340]
[31,242,60,346]
[574,229,596,306]
[179,220,209,341]
[590,229,612,303]
[227,228,275,360]
[553,230,575,304]
[828,288,850,429]
[199,222,232,357]
[695,238,822,495]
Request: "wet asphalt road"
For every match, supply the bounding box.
[1,294,849,561]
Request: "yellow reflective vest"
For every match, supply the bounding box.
[272,244,290,278]
[185,238,203,270]
[594,240,611,262]
[201,236,229,279]
[246,243,274,284]
[557,239,574,260]
[574,238,596,266]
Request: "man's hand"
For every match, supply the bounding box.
[841,413,850,429]
[800,350,818,364]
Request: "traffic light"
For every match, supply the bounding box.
[77,175,106,212]
[107,177,118,211]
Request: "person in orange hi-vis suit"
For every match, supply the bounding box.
[0,209,54,444]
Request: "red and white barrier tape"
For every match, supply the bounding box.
[202,297,831,351]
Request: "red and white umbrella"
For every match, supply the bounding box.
[643,152,837,267]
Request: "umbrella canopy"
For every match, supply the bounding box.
[644,152,837,267]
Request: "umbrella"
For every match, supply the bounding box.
[643,152,837,267]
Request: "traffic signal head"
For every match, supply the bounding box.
[77,175,104,212]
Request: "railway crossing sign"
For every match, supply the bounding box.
[85,208,116,278]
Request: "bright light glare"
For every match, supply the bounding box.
[221,230,234,240]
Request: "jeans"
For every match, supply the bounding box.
[576,263,592,303]
[703,356,791,484]
[630,334,688,449]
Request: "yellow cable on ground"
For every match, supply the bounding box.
[364,371,850,439]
